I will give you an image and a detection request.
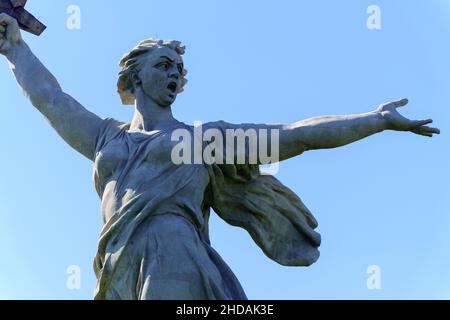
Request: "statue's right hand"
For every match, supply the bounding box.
[0,13,22,56]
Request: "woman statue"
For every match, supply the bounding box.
[0,13,440,300]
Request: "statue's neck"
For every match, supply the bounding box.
[129,93,179,132]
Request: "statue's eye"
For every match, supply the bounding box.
[155,62,170,70]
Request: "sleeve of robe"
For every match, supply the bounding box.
[204,121,322,267]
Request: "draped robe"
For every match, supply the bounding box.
[92,118,321,300]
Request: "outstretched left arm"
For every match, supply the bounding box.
[278,99,440,160]
[235,99,440,163]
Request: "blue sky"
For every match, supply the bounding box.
[1,0,450,299]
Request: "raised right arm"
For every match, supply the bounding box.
[0,13,103,160]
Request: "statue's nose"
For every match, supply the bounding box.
[168,65,180,79]
[169,71,180,80]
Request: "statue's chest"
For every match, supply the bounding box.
[94,132,181,183]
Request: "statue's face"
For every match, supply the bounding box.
[137,47,184,107]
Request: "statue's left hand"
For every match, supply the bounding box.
[376,99,440,137]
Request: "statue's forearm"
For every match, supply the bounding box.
[281,111,387,159]
[6,39,63,110]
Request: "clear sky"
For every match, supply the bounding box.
[1,0,450,300]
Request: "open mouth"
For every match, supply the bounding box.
[167,81,177,93]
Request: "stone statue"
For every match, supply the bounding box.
[0,13,440,300]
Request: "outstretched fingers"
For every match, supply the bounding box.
[394,98,409,108]
[412,124,440,137]
[378,98,409,112]
[411,119,433,127]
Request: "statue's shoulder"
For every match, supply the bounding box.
[202,120,231,131]
[102,117,130,131]
[174,121,230,133]
[95,117,130,153]
[102,118,130,133]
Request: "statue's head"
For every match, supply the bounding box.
[117,39,188,107]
